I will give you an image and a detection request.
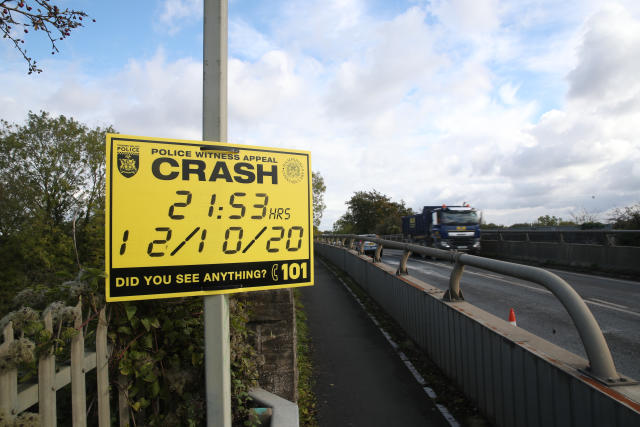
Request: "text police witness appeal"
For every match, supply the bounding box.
[150,148,278,184]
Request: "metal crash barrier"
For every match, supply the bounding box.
[315,236,640,426]
[319,234,627,386]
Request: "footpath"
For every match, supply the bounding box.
[300,259,452,427]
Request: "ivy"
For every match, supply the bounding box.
[1,269,263,425]
[229,298,261,426]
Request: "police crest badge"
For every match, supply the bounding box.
[282,157,304,184]
[117,145,140,178]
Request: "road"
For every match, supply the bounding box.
[379,249,640,380]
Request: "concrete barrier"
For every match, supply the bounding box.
[316,242,640,427]
[481,240,640,276]
[249,388,299,427]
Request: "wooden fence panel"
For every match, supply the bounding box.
[39,309,56,427]
[119,373,130,427]
[1,301,112,426]
[96,308,110,427]
[71,300,87,427]
[0,322,18,421]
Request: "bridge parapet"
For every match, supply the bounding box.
[477,230,640,276]
[315,239,640,426]
[481,229,640,246]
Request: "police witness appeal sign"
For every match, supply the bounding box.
[105,134,314,302]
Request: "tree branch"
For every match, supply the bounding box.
[0,0,94,74]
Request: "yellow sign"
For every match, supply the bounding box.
[105,134,314,301]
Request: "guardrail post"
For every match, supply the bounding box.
[443,255,465,301]
[396,250,411,275]
[373,245,383,263]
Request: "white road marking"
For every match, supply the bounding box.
[436,404,461,427]
[472,276,552,295]
[387,254,640,318]
[423,386,437,399]
[589,298,629,309]
[546,267,640,286]
[585,300,640,319]
[407,258,553,295]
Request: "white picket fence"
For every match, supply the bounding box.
[0,301,111,426]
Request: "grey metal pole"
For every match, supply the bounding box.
[203,1,231,426]
[204,0,228,142]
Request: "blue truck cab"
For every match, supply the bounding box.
[402,205,481,253]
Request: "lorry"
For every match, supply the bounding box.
[402,204,481,253]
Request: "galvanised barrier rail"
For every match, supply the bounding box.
[315,237,640,426]
[321,234,628,385]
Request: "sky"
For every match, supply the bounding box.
[2,0,640,229]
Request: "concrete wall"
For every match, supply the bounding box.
[241,289,298,402]
[316,243,640,427]
[480,239,640,276]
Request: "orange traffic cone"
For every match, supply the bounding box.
[508,308,517,326]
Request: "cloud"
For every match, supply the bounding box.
[498,82,520,105]
[0,50,202,139]
[230,19,274,61]
[325,7,443,119]
[157,0,203,34]
[221,1,640,228]
[430,0,501,35]
[567,3,640,111]
[278,0,367,57]
[2,0,640,230]
[109,51,202,139]
[401,2,640,226]
[494,4,640,209]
